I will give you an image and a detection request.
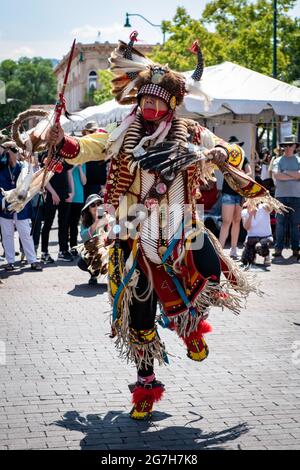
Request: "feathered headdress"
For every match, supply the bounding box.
[109,32,208,110]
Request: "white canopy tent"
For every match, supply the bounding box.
[60,100,132,134]
[183,61,300,119]
[60,62,300,159]
[181,62,300,163]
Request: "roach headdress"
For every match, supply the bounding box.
[109,32,207,111]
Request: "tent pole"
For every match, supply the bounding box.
[250,124,256,175]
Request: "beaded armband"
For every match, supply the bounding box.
[58,136,80,159]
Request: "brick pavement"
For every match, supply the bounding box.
[0,230,300,450]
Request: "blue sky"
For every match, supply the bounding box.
[0,0,299,61]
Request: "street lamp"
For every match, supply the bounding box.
[273,0,277,79]
[124,12,166,44]
[272,0,278,148]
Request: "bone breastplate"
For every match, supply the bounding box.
[140,170,185,265]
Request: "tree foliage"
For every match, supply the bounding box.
[0,57,56,130]
[93,70,114,105]
[150,7,227,71]
[151,0,300,83]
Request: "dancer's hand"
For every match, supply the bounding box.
[46,123,65,146]
[206,147,228,166]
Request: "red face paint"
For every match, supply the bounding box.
[141,108,168,121]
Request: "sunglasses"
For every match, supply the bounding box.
[90,202,102,208]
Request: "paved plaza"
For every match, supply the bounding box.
[0,229,299,450]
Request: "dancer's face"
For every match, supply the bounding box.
[140,95,168,121]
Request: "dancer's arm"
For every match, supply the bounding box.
[46,124,109,166]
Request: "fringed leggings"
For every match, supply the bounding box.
[127,233,221,378]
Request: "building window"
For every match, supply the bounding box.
[88,71,98,92]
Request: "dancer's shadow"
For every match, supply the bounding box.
[68,284,107,298]
[52,410,249,450]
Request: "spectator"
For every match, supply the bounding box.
[0,142,42,271]
[19,153,44,260]
[219,136,252,259]
[30,154,44,253]
[269,147,281,181]
[241,203,273,266]
[82,122,107,198]
[254,150,262,184]
[0,131,9,149]
[272,135,300,260]
[260,147,274,192]
[68,164,87,256]
[78,194,107,285]
[41,160,74,263]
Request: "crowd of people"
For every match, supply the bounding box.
[0,125,299,278]
[0,122,107,277]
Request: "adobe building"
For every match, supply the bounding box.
[54,41,154,112]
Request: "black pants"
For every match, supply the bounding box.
[69,203,83,249]
[241,236,272,265]
[31,203,44,250]
[84,185,101,200]
[127,233,221,377]
[41,194,71,253]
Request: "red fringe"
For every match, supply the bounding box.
[182,320,213,344]
[132,385,165,406]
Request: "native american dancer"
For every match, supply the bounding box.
[46,33,285,420]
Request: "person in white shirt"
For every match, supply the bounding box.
[241,203,273,266]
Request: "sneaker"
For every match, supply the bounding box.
[70,248,79,257]
[229,247,239,259]
[58,251,74,262]
[89,276,98,285]
[41,253,55,264]
[5,263,15,271]
[264,255,271,266]
[31,262,43,271]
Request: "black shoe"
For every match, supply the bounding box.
[31,262,43,271]
[70,248,79,257]
[20,253,26,265]
[89,276,98,285]
[58,251,74,262]
[41,253,55,264]
[5,263,15,271]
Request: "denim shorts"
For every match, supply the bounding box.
[222,193,242,206]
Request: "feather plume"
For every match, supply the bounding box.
[109,41,153,104]
[185,77,211,111]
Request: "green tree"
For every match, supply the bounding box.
[150,7,227,71]
[150,1,300,83]
[201,0,299,81]
[0,57,57,130]
[94,70,114,105]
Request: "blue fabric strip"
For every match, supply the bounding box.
[112,255,138,322]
